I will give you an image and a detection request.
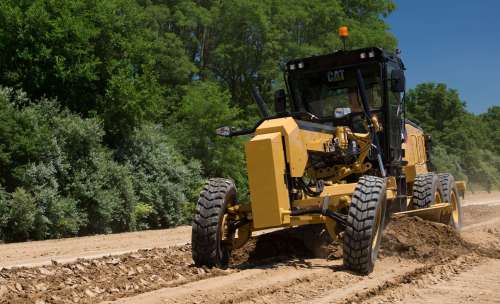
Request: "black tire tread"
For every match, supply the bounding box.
[412,173,441,209]
[191,178,235,267]
[438,173,454,202]
[343,176,386,274]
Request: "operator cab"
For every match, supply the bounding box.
[280,47,406,167]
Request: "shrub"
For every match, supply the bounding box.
[132,202,156,231]
[0,188,37,242]
[0,87,141,239]
[119,124,203,228]
[68,152,137,234]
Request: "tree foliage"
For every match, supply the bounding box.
[162,0,397,110]
[480,106,500,155]
[2,0,496,242]
[0,0,195,143]
[0,0,397,128]
[406,83,500,190]
[168,82,247,193]
[0,88,201,241]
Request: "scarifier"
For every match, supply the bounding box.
[191,26,465,274]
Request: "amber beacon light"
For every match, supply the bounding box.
[338,26,349,38]
[339,26,349,50]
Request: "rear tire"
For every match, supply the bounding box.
[412,173,443,209]
[438,173,463,231]
[343,176,386,275]
[192,178,236,268]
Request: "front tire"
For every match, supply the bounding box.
[343,176,387,274]
[192,178,236,268]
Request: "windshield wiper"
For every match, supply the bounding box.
[291,111,320,121]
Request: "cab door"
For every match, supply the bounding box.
[385,61,404,164]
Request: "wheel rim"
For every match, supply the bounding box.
[450,191,459,224]
[371,202,383,254]
[434,191,443,205]
[220,213,231,245]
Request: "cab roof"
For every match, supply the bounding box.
[286,47,403,72]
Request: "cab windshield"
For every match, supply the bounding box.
[289,63,382,119]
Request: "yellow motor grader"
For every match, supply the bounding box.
[191,28,465,274]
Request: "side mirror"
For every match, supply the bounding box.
[215,126,232,137]
[274,89,286,114]
[391,69,406,93]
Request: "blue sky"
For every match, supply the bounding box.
[387,1,500,113]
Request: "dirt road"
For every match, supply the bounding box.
[1,192,499,304]
[0,225,191,269]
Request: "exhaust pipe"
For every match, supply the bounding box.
[251,86,271,118]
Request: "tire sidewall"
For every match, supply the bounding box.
[370,186,387,267]
[438,174,463,231]
[449,185,463,231]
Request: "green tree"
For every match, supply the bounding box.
[406,83,500,190]
[164,0,397,112]
[168,82,248,194]
[0,0,405,241]
[0,0,195,144]
[480,106,500,155]
[406,83,466,135]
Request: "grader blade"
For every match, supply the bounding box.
[394,203,452,224]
